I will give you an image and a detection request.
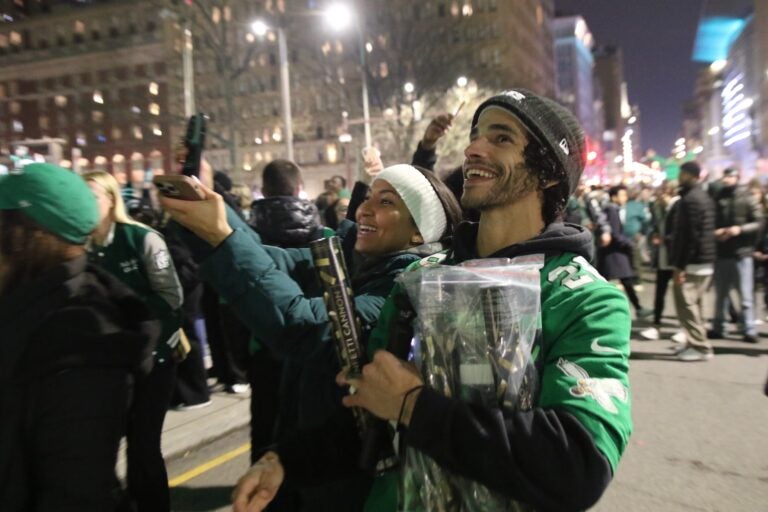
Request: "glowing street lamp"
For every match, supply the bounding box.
[325,3,371,148]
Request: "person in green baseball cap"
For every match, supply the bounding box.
[0,162,98,292]
[0,163,158,511]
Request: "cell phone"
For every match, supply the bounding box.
[181,113,207,178]
[153,175,206,201]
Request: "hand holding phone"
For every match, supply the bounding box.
[153,175,206,201]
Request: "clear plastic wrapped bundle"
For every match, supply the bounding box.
[397,255,544,512]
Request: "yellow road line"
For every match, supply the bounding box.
[169,442,251,487]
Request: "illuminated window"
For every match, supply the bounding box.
[151,124,162,136]
[9,31,21,46]
[462,2,474,16]
[149,150,163,171]
[74,20,85,33]
[149,103,160,115]
[39,115,49,130]
[10,101,20,114]
[133,125,143,139]
[93,90,104,104]
[321,42,331,56]
[451,1,460,17]
[12,120,23,133]
[76,131,86,145]
[149,81,159,95]
[112,154,126,175]
[92,111,104,123]
[326,144,338,163]
[0,34,8,48]
[94,156,108,171]
[131,152,144,172]
[212,7,221,24]
[112,127,122,140]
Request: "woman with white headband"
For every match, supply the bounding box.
[160,162,461,510]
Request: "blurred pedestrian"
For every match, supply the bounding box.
[670,162,717,361]
[598,185,652,319]
[0,163,157,511]
[709,167,764,343]
[640,180,680,340]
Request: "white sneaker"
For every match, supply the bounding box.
[676,347,713,362]
[226,383,251,395]
[639,327,660,340]
[173,400,212,412]
[671,331,687,344]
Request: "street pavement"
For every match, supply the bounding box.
[117,387,251,480]
[162,278,768,511]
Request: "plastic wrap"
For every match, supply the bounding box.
[397,255,544,512]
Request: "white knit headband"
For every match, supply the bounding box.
[373,164,447,244]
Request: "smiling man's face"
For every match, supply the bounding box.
[461,107,537,211]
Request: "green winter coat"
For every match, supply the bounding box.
[190,206,445,434]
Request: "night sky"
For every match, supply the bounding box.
[554,0,707,156]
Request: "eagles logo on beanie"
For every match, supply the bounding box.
[471,89,586,195]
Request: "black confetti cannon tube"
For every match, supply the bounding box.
[310,237,394,471]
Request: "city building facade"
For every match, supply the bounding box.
[1,0,558,195]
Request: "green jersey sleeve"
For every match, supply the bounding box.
[538,252,633,472]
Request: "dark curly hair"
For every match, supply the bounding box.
[523,137,570,225]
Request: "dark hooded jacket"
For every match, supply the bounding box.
[0,256,158,512]
[249,196,325,248]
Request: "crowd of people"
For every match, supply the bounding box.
[567,162,766,361]
[0,85,764,512]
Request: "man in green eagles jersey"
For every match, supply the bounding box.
[234,89,632,511]
[347,89,632,511]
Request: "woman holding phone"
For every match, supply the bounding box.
[160,163,462,510]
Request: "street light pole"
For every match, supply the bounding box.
[277,26,295,162]
[356,28,371,149]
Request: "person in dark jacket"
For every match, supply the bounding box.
[250,160,325,246]
[709,167,764,343]
[598,184,652,318]
[233,89,632,512]
[162,163,462,511]
[0,163,157,512]
[670,162,717,361]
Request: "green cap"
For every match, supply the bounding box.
[0,163,99,244]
